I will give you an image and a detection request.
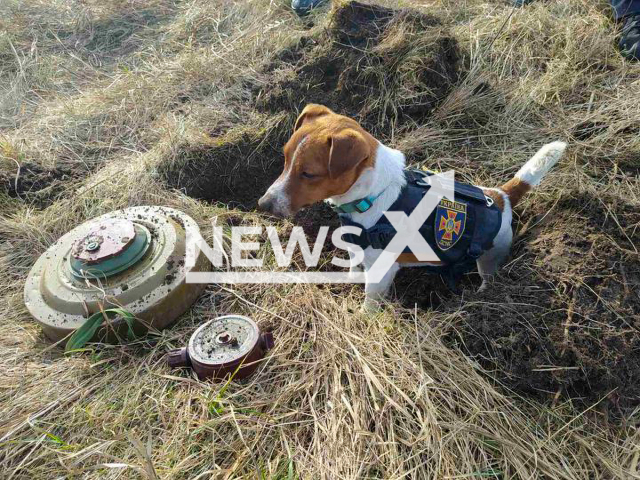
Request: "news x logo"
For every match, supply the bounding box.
[185,171,456,284]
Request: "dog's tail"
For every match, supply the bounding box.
[501,141,567,208]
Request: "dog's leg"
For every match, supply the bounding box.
[349,265,363,280]
[477,219,512,291]
[363,261,399,311]
[348,248,364,280]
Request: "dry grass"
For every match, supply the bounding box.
[1,0,639,478]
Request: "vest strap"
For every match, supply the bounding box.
[336,169,503,282]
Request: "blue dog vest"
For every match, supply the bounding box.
[338,169,503,278]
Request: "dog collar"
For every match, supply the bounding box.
[330,190,386,214]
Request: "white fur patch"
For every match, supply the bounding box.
[291,136,308,165]
[261,136,310,216]
[515,141,567,186]
[263,179,291,216]
[327,143,407,229]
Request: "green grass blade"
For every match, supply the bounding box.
[65,311,104,352]
[64,308,138,352]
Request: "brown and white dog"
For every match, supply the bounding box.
[258,104,566,308]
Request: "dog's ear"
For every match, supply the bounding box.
[294,104,332,132]
[328,129,370,179]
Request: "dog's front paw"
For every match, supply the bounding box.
[348,266,364,281]
[361,297,382,313]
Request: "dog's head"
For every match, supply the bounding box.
[258,104,377,217]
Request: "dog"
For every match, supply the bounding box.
[258,104,566,309]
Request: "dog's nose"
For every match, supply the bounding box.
[257,195,274,213]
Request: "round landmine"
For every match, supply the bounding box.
[24,206,209,343]
[167,315,274,381]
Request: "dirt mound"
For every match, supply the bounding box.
[0,161,74,206]
[450,189,640,415]
[256,1,460,135]
[163,1,460,208]
[163,120,288,210]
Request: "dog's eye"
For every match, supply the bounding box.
[301,172,317,179]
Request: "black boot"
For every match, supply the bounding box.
[291,0,327,16]
[620,14,640,60]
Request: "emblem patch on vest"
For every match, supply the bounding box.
[435,199,467,251]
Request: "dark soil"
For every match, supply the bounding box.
[0,161,75,206]
[163,0,460,208]
[447,189,640,417]
[255,1,460,136]
[393,268,479,311]
[163,126,287,210]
